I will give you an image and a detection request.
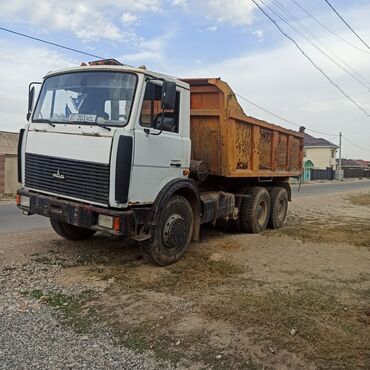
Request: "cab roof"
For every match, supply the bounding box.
[44,64,190,89]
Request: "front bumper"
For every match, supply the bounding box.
[16,189,138,236]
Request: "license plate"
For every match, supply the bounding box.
[68,113,97,122]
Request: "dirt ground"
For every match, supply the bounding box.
[1,188,369,369]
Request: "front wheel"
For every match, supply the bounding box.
[50,219,96,241]
[140,195,194,266]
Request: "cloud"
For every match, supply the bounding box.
[204,0,257,26]
[0,0,162,42]
[206,26,218,32]
[0,40,75,132]
[172,0,188,9]
[121,12,138,25]
[120,33,174,71]
[252,29,264,41]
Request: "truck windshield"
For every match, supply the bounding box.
[33,71,137,127]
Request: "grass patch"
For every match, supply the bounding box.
[276,217,370,248]
[30,289,97,334]
[30,289,44,299]
[47,291,97,334]
[347,193,370,207]
[110,319,260,370]
[201,284,370,369]
[103,250,244,295]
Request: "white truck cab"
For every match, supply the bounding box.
[22,61,191,209]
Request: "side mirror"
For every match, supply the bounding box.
[161,81,176,110]
[26,86,35,121]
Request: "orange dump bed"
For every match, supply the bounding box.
[182,78,304,178]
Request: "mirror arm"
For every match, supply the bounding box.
[27,82,42,121]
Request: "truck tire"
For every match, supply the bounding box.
[140,195,193,266]
[268,187,288,229]
[227,186,251,233]
[50,219,96,241]
[240,187,270,233]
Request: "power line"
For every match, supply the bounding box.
[271,0,370,87]
[342,135,370,153]
[268,89,369,110]
[291,0,370,55]
[323,0,370,50]
[262,0,370,88]
[0,26,104,59]
[2,25,366,150]
[236,93,338,136]
[251,0,370,118]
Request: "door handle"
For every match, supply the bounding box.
[170,162,181,168]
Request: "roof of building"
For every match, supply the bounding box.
[354,159,370,168]
[304,133,338,148]
[0,131,19,155]
[337,158,363,168]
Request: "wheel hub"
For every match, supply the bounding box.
[163,214,187,249]
[277,199,285,219]
[256,201,267,225]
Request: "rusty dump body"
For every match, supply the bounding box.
[182,78,304,178]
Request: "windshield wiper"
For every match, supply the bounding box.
[68,121,112,131]
[33,119,56,127]
[96,122,111,131]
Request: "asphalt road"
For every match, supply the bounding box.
[1,180,369,233]
[0,202,50,233]
[292,179,370,198]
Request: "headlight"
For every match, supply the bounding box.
[19,195,30,208]
[98,214,114,229]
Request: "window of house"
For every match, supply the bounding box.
[140,82,180,133]
[331,149,335,158]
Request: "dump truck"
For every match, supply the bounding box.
[17,59,304,265]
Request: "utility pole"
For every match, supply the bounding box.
[338,132,343,181]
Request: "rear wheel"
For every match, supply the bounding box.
[228,186,250,233]
[268,187,288,229]
[50,219,96,240]
[140,195,194,266]
[240,187,270,233]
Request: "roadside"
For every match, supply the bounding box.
[1,186,369,369]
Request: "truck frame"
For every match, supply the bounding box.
[16,59,304,266]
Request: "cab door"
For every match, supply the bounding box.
[130,81,186,204]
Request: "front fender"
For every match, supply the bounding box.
[151,178,201,241]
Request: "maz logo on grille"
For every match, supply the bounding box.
[52,169,65,180]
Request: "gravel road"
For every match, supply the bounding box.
[1,309,161,370]
[0,236,173,370]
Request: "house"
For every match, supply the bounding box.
[303,133,338,169]
[337,158,370,179]
[338,159,362,169]
[354,159,370,169]
[0,131,20,196]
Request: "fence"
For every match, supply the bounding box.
[343,168,370,179]
[310,167,335,181]
[0,154,20,195]
[309,167,370,181]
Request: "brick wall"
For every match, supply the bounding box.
[0,155,5,193]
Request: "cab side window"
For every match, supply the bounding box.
[140,82,180,133]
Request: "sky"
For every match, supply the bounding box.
[0,0,369,159]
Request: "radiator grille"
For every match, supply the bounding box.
[25,153,110,204]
